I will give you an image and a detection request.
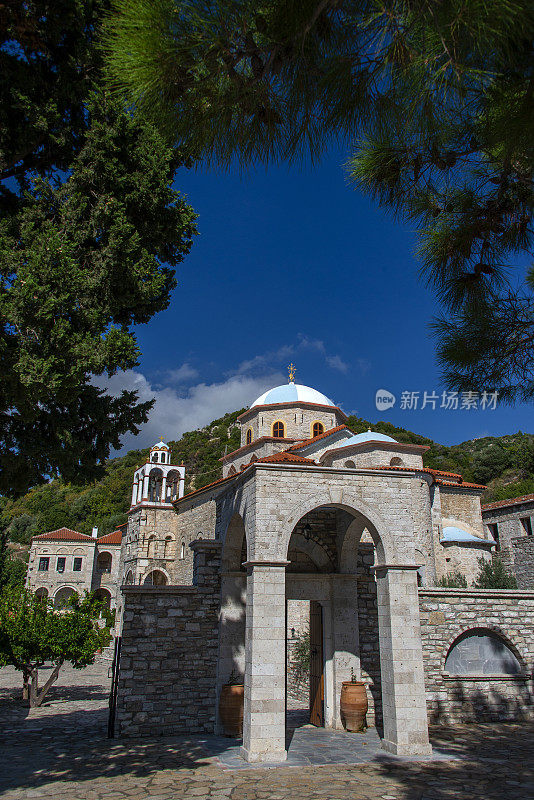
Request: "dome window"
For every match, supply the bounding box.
[246,428,253,445]
[272,421,285,438]
[312,421,325,438]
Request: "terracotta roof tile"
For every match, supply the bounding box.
[98,530,122,545]
[289,425,349,451]
[32,527,93,542]
[175,472,236,503]
[436,479,486,490]
[482,493,534,511]
[373,465,486,490]
[256,451,316,465]
[221,436,297,462]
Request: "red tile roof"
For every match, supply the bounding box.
[98,530,122,545]
[238,401,348,422]
[221,436,297,462]
[482,493,534,511]
[289,425,349,451]
[373,465,486,490]
[32,527,93,542]
[256,451,316,465]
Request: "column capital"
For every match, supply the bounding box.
[242,560,290,569]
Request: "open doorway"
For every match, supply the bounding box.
[286,598,326,730]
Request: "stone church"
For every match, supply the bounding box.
[112,375,534,763]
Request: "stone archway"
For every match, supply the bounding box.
[241,497,431,763]
[53,586,76,609]
[143,569,168,586]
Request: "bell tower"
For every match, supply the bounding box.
[130,439,186,508]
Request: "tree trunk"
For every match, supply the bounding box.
[29,661,63,708]
[22,670,30,701]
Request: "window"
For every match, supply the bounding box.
[38,557,49,571]
[312,422,324,437]
[488,523,500,550]
[151,452,158,462]
[180,541,185,560]
[272,421,285,438]
[56,557,66,573]
[520,517,533,536]
[445,630,522,676]
[97,552,112,573]
[246,428,253,445]
[73,557,82,572]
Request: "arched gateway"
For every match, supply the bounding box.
[218,491,431,762]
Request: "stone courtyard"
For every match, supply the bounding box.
[1,663,534,800]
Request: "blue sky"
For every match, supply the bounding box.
[105,145,532,451]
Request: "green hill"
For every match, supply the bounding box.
[2,411,533,557]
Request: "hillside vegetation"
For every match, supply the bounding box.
[2,411,533,555]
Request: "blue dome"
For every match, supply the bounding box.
[441,526,489,544]
[251,382,335,408]
[341,430,397,446]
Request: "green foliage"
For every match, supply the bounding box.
[474,557,518,589]
[104,0,534,402]
[290,628,310,676]
[0,586,112,706]
[0,409,245,544]
[436,571,468,589]
[0,555,27,591]
[0,3,198,498]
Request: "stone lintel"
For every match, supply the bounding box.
[242,560,291,568]
[121,585,198,594]
[371,563,422,572]
[190,539,223,552]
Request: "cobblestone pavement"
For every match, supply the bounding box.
[1,664,534,799]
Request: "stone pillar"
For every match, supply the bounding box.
[241,561,288,763]
[161,476,167,503]
[142,474,150,500]
[131,479,138,507]
[375,564,431,756]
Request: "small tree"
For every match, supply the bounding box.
[0,587,113,707]
[437,571,468,589]
[474,557,517,590]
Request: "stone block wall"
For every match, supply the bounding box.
[512,537,534,589]
[418,588,534,723]
[115,541,222,737]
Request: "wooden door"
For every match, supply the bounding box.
[309,600,324,726]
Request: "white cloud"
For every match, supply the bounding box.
[165,363,199,384]
[235,335,351,377]
[93,368,284,452]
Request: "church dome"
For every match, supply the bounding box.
[251,382,335,408]
[342,429,397,445]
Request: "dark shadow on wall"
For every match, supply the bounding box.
[429,680,534,724]
[357,544,383,737]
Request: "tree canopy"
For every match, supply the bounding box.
[0,586,113,706]
[0,1,197,496]
[103,0,534,402]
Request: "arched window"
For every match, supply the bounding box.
[312,421,325,437]
[163,536,173,558]
[228,465,237,476]
[147,535,156,558]
[148,468,163,502]
[445,630,522,676]
[97,552,112,573]
[344,460,356,469]
[272,420,285,438]
[390,456,404,467]
[246,428,253,445]
[125,571,134,585]
[166,470,180,502]
[54,587,75,610]
[143,570,167,586]
[180,541,185,560]
[151,452,158,462]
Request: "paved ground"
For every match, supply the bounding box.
[1,664,534,799]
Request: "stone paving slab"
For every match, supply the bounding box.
[2,665,534,799]
[200,727,459,770]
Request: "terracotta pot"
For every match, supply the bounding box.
[340,681,368,732]
[219,684,244,737]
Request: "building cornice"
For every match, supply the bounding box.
[237,401,348,423]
